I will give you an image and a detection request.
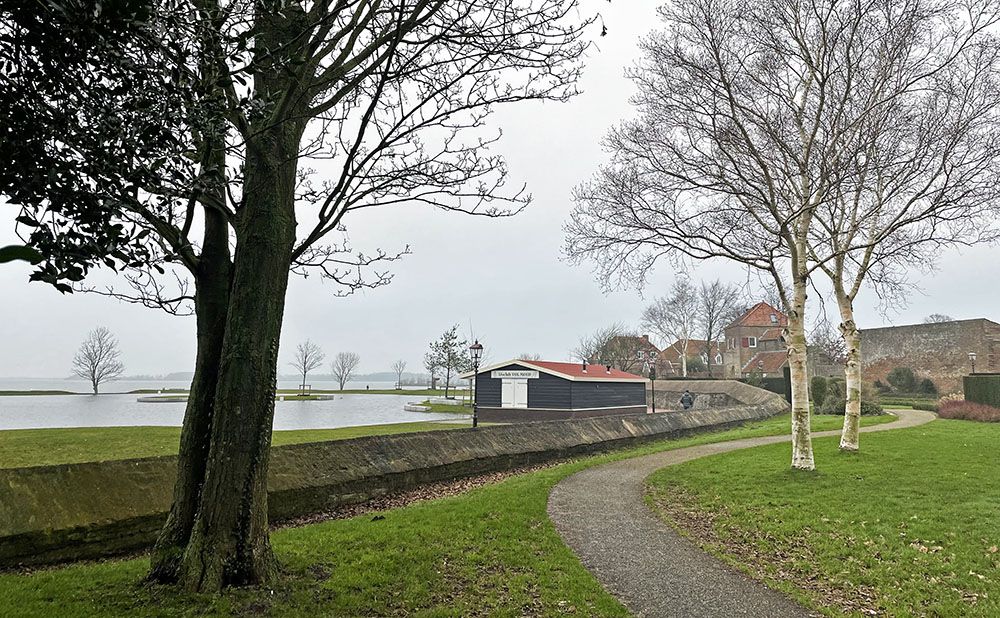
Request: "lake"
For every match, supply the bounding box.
[0,379,466,431]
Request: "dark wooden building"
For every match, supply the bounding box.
[462,360,648,422]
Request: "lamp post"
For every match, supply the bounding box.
[970,351,977,374]
[648,363,657,414]
[469,340,483,428]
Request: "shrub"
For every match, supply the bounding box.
[963,374,1000,408]
[918,378,938,395]
[911,401,939,412]
[873,379,891,394]
[817,386,884,416]
[886,367,917,392]
[810,376,828,408]
[938,400,1000,422]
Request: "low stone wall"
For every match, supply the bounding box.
[650,379,788,412]
[0,398,786,568]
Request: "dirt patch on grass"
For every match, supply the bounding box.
[278,462,562,528]
[646,484,882,616]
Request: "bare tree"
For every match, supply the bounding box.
[807,2,1000,451]
[517,353,542,361]
[72,327,125,394]
[290,341,326,392]
[642,278,698,377]
[331,352,362,391]
[697,280,743,377]
[924,314,956,324]
[391,360,407,390]
[567,0,999,470]
[571,323,647,373]
[809,321,847,365]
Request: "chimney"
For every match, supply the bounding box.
[642,334,649,342]
[582,361,587,373]
[605,364,612,373]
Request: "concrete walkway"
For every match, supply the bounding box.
[547,409,936,618]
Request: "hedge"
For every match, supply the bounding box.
[963,374,1000,409]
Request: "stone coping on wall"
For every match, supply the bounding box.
[0,398,786,568]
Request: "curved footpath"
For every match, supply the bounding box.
[547,409,936,618]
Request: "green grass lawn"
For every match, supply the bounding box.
[646,419,1000,617]
[0,422,469,469]
[418,399,473,414]
[0,412,891,617]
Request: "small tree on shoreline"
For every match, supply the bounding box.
[391,360,407,389]
[331,352,362,391]
[72,327,124,394]
[290,341,325,393]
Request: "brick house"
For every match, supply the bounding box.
[659,339,724,377]
[722,302,789,378]
[860,318,1000,394]
[603,334,666,376]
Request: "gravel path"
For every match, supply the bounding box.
[547,409,936,618]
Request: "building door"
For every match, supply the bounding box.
[501,378,529,408]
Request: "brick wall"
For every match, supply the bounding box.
[860,319,1000,394]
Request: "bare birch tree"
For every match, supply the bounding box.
[566,0,977,469]
[72,327,125,394]
[331,352,362,391]
[391,359,407,389]
[290,340,326,392]
[807,1,1000,451]
[641,278,698,377]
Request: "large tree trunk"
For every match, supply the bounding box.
[837,294,863,452]
[178,124,300,593]
[787,252,814,470]
[148,206,232,582]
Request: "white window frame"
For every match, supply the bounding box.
[748,336,757,348]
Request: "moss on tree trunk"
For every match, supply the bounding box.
[148,205,232,582]
[178,124,300,592]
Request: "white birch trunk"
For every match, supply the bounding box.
[788,245,814,470]
[837,293,862,451]
[681,340,688,377]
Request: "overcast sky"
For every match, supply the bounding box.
[3,1,1000,378]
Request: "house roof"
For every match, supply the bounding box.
[607,334,660,352]
[759,328,784,342]
[461,360,647,383]
[728,302,789,329]
[661,340,723,361]
[742,350,789,374]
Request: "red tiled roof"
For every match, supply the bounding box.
[742,350,789,374]
[529,360,645,380]
[607,334,660,353]
[661,339,723,362]
[729,302,788,328]
[759,328,784,341]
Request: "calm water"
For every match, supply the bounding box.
[0,380,465,431]
[0,377,408,393]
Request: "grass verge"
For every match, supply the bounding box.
[646,419,1000,617]
[1,412,888,617]
[0,422,468,469]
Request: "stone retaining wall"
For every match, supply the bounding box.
[0,394,786,568]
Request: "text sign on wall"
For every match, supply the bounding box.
[491,370,539,379]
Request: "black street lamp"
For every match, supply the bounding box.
[970,351,977,374]
[648,363,657,414]
[469,340,483,428]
